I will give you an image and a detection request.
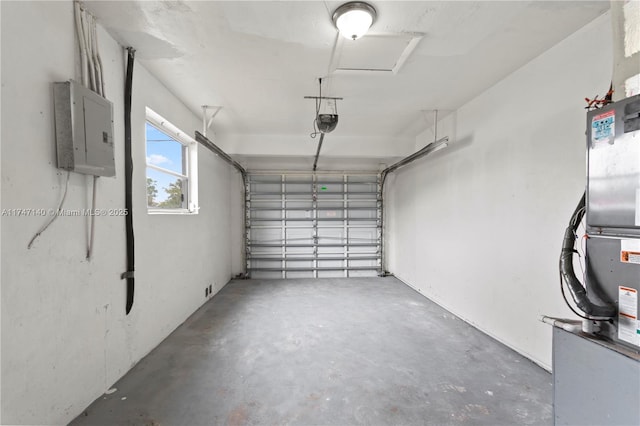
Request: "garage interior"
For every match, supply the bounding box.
[1,1,639,425]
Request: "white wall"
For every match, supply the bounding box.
[219,133,416,159]
[0,2,241,424]
[387,12,613,370]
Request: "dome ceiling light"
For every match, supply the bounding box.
[332,2,377,41]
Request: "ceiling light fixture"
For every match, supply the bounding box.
[332,2,376,41]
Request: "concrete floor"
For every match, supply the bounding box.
[72,277,552,425]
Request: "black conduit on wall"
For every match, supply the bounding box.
[122,47,136,315]
[559,192,615,318]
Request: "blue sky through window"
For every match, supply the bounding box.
[146,123,184,203]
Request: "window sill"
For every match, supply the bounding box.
[147,208,199,215]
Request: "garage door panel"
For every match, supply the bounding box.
[250,228,280,242]
[249,209,280,217]
[349,228,377,242]
[286,210,312,219]
[317,259,344,268]
[348,270,378,277]
[251,271,284,279]
[347,193,378,200]
[285,260,314,269]
[284,220,314,227]
[287,271,315,279]
[286,228,313,241]
[317,209,344,219]
[284,184,312,193]
[317,201,343,208]
[347,183,377,192]
[317,247,345,255]
[344,221,378,228]
[348,208,377,219]
[285,247,314,255]
[251,200,281,208]
[247,174,381,278]
[251,183,280,192]
[251,210,281,220]
[317,270,344,278]
[286,201,313,210]
[317,226,344,236]
[347,200,377,208]
[348,259,378,268]
[254,260,283,269]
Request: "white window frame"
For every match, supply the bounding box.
[145,107,199,215]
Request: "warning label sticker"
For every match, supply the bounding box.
[621,251,640,264]
[618,286,639,346]
[621,239,640,264]
[591,110,615,147]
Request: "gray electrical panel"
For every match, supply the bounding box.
[53,80,115,177]
[585,94,640,350]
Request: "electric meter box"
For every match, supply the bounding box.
[53,80,115,177]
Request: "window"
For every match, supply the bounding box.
[145,108,198,214]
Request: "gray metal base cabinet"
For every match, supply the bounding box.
[553,328,640,425]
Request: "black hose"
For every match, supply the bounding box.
[559,192,615,318]
[122,47,135,315]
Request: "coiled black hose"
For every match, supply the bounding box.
[559,192,615,318]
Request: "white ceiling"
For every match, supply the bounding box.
[85,1,609,143]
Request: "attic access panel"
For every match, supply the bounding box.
[246,174,381,279]
[332,34,422,75]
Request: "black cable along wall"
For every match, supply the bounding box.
[122,47,136,314]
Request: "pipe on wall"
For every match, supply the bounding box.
[195,131,246,176]
[312,133,325,172]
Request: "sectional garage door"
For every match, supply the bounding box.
[246,174,381,278]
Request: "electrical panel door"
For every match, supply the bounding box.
[53,80,115,177]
